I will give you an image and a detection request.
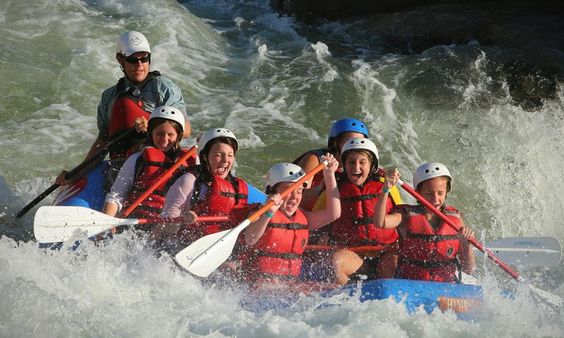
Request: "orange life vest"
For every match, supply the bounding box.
[177,170,249,242]
[107,72,160,159]
[397,205,462,283]
[246,209,309,282]
[123,147,194,230]
[329,173,398,246]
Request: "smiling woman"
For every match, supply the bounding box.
[151,128,253,251]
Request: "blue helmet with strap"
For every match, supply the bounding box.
[327,118,369,148]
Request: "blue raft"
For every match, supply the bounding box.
[243,278,483,320]
[52,161,107,210]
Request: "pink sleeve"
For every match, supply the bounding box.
[160,172,196,218]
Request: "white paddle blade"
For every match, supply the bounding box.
[481,237,562,268]
[33,206,139,243]
[174,220,250,277]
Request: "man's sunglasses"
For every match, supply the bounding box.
[124,55,151,64]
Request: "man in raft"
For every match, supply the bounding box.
[56,31,191,190]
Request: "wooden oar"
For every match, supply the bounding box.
[175,161,327,277]
[120,146,197,217]
[33,206,228,243]
[16,128,137,218]
[398,179,562,311]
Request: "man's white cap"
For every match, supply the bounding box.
[116,31,151,57]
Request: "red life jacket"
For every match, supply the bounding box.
[123,147,195,230]
[179,171,248,241]
[247,209,310,282]
[329,173,399,247]
[107,72,160,159]
[396,205,462,283]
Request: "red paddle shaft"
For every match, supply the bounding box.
[122,146,197,217]
[136,215,229,225]
[398,179,521,280]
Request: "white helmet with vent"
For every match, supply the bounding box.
[197,128,238,154]
[341,138,379,164]
[265,163,305,191]
[149,106,185,132]
[413,162,452,191]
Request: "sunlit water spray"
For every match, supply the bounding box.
[1,0,563,335]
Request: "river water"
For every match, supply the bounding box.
[0,0,563,336]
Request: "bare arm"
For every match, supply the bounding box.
[183,117,191,138]
[297,153,323,207]
[305,154,340,229]
[458,219,476,274]
[102,203,119,217]
[373,168,403,229]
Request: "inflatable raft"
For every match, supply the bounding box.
[52,161,267,210]
[243,278,483,320]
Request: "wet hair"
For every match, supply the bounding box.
[146,118,183,149]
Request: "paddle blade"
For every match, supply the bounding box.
[481,237,562,269]
[174,220,250,277]
[33,206,139,243]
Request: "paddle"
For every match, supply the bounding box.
[33,206,228,243]
[120,146,197,217]
[175,161,328,277]
[305,245,388,252]
[305,236,561,269]
[397,179,562,310]
[481,236,561,269]
[16,128,137,218]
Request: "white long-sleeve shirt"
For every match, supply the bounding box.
[104,152,143,212]
[160,172,211,218]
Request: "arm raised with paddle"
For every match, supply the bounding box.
[174,157,339,278]
[376,164,561,311]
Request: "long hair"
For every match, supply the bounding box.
[146,118,183,150]
[198,137,238,181]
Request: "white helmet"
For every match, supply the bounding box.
[413,162,452,191]
[197,128,238,154]
[265,163,306,191]
[149,106,185,133]
[117,31,151,57]
[341,138,379,165]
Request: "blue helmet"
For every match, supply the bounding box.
[327,118,369,148]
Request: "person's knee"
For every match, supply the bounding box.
[333,249,363,275]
